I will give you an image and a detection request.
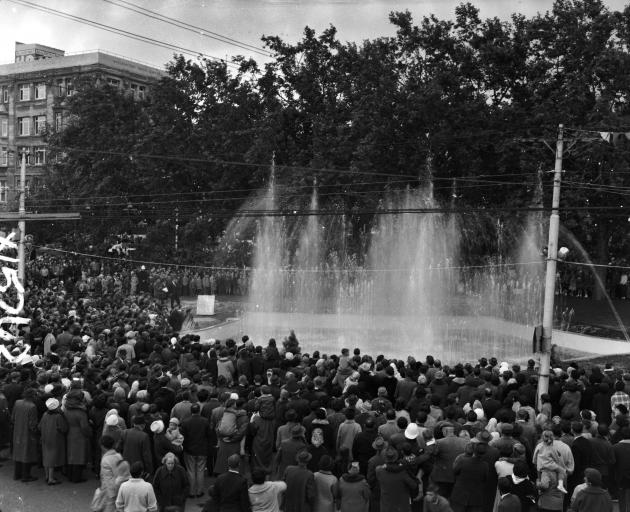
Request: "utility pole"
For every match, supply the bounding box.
[174,207,179,252]
[4,149,80,287]
[538,124,564,406]
[17,151,26,283]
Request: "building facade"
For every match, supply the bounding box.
[0,42,164,205]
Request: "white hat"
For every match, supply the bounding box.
[150,420,164,434]
[405,423,419,440]
[105,415,119,427]
[44,384,54,394]
[180,378,191,388]
[170,337,177,345]
[229,392,239,400]
[46,398,59,411]
[82,335,90,343]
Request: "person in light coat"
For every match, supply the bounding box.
[100,435,124,512]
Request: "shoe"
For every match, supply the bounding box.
[49,479,61,485]
[21,476,37,482]
[557,481,568,494]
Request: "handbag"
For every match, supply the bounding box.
[90,487,107,512]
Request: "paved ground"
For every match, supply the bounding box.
[0,460,212,512]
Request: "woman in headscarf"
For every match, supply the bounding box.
[152,452,190,512]
[307,426,331,473]
[39,397,68,485]
[100,435,123,512]
[101,409,125,450]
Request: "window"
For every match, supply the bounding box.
[66,80,74,96]
[19,84,30,101]
[138,85,146,100]
[34,83,46,99]
[0,118,7,137]
[34,147,45,165]
[107,78,121,87]
[0,148,7,167]
[2,87,7,103]
[33,115,46,135]
[56,79,64,96]
[0,180,6,202]
[18,117,30,136]
[54,112,63,131]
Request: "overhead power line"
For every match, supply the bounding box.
[5,0,239,68]
[103,0,272,57]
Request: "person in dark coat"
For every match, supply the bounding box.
[210,453,251,512]
[352,418,379,476]
[11,387,39,481]
[367,436,387,512]
[181,403,211,497]
[509,461,537,512]
[152,451,190,512]
[64,388,92,482]
[497,477,521,512]
[375,448,419,512]
[431,425,468,499]
[39,397,68,484]
[121,414,154,475]
[569,422,593,496]
[284,450,317,512]
[450,442,489,512]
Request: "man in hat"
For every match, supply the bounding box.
[275,424,308,479]
[283,450,315,512]
[376,447,418,512]
[490,423,517,456]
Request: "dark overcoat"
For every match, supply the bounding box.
[11,398,39,463]
[39,409,68,467]
[65,405,92,464]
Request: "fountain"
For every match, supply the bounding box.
[202,166,552,364]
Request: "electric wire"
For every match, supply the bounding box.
[102,0,272,57]
[4,0,239,68]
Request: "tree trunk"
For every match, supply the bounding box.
[593,221,610,301]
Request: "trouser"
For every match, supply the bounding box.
[619,487,630,512]
[13,461,33,480]
[184,453,206,495]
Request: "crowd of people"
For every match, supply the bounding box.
[0,255,629,512]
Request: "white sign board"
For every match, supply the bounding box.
[196,295,215,316]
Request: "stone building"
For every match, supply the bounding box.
[0,42,164,205]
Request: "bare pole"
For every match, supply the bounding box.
[538,124,564,406]
[17,151,26,283]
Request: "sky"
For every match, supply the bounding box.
[1,0,629,69]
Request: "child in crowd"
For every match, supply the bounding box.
[165,417,184,448]
[535,430,567,493]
